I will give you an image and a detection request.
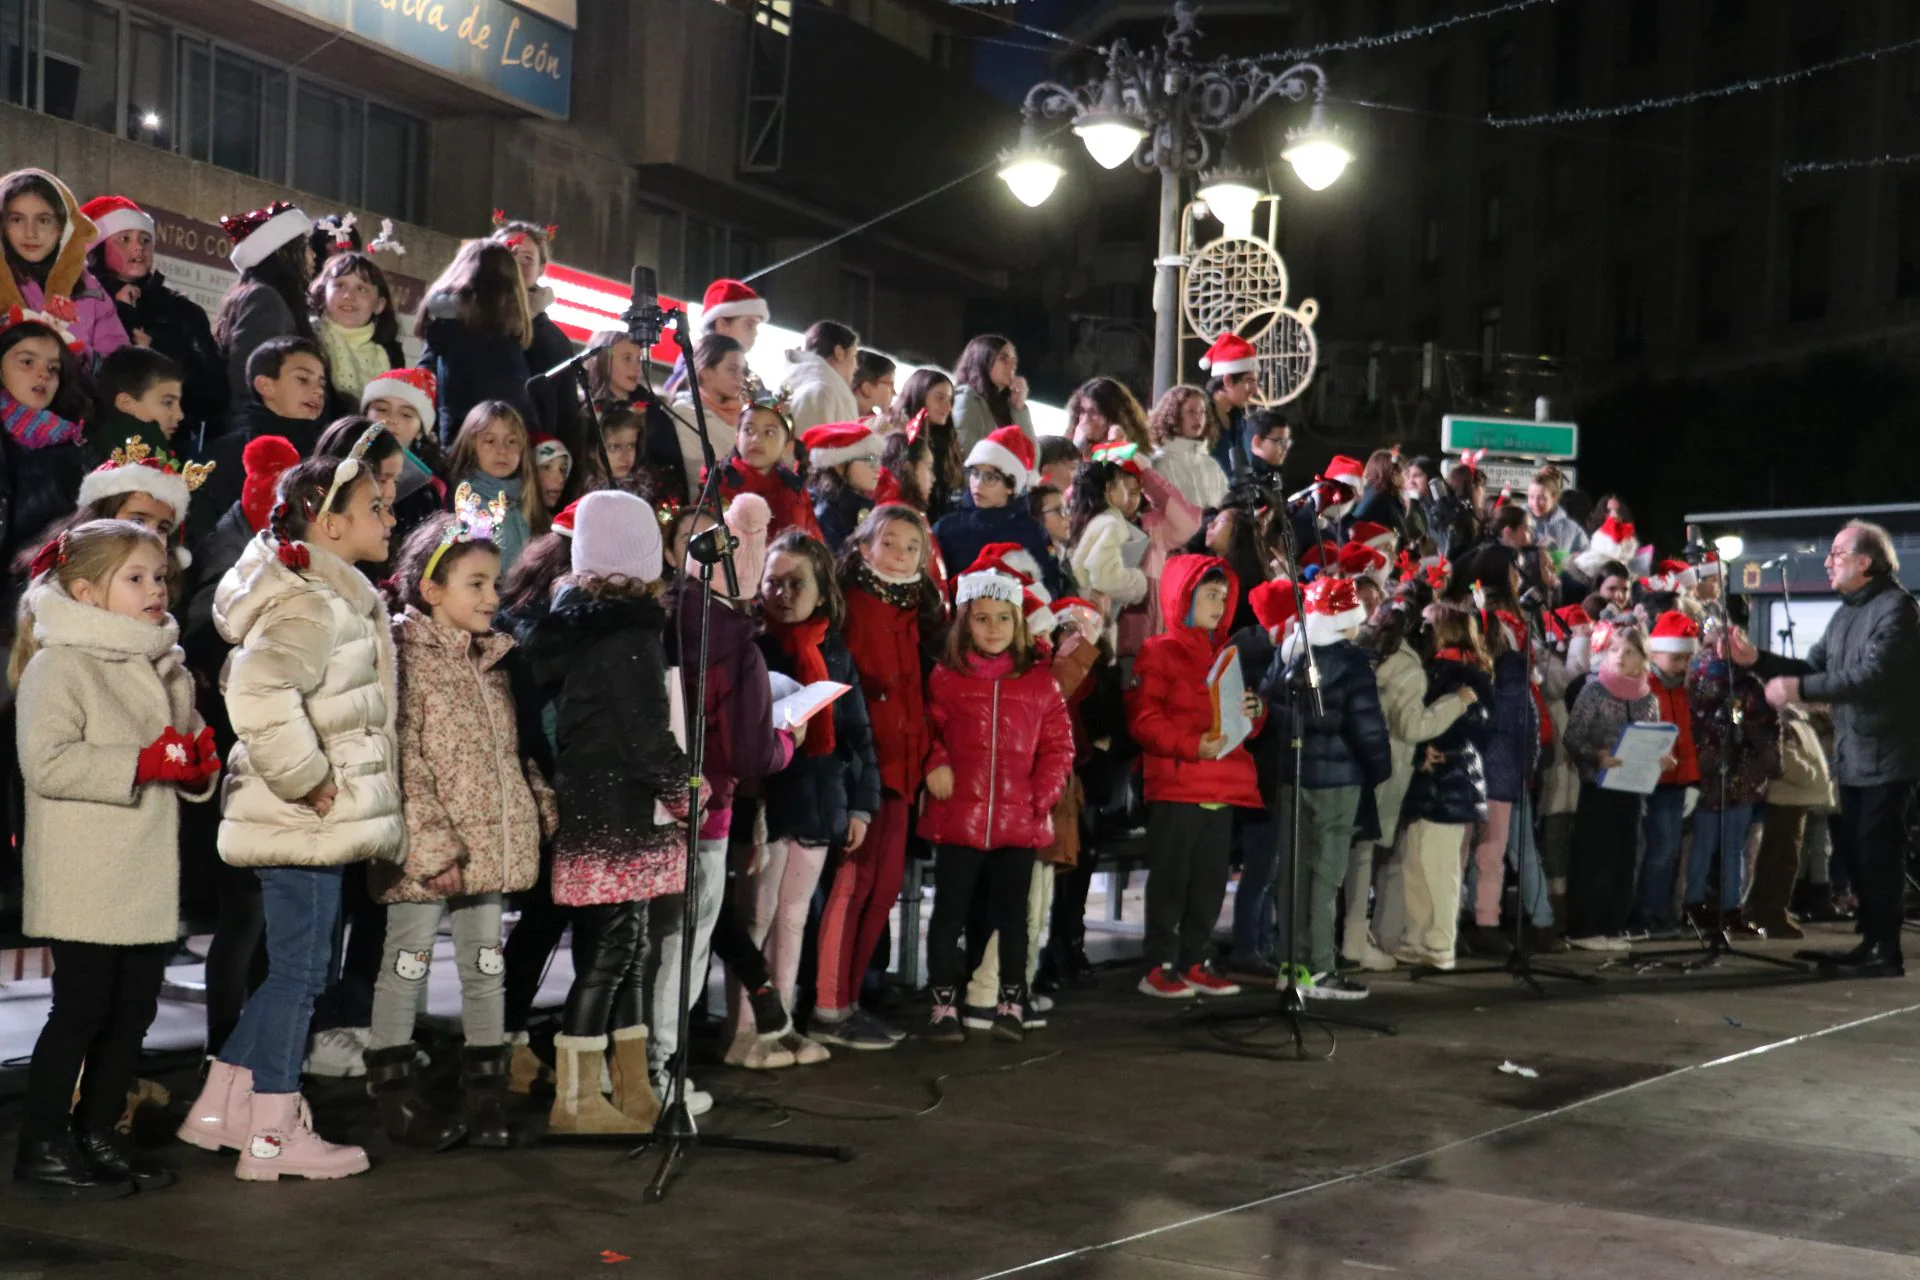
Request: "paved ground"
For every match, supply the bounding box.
[2,923,1919,1279]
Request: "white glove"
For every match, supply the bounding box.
[1682,787,1701,820]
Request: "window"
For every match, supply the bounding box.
[1899,177,1920,298]
[127,15,172,150]
[364,106,419,223]
[1614,260,1646,358]
[1793,34,1840,155]
[37,0,118,133]
[684,216,725,298]
[1787,205,1831,322]
[728,232,766,281]
[1625,0,1659,65]
[1485,31,1514,113]
[1696,229,1735,342]
[1481,170,1503,253]
[295,83,363,204]
[1478,303,1503,376]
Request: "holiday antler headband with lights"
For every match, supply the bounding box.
[424,483,510,580]
[491,209,559,249]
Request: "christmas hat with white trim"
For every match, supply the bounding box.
[1303,575,1367,645]
[221,200,313,272]
[78,438,213,567]
[1649,610,1700,654]
[700,278,769,326]
[1198,333,1257,376]
[800,421,883,470]
[955,567,1024,608]
[361,367,438,430]
[964,425,1036,495]
[78,195,154,245]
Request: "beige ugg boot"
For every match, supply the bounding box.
[548,1035,645,1135]
[606,1026,662,1132]
[506,1031,552,1096]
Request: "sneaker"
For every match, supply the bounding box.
[1387,946,1453,971]
[1342,939,1399,972]
[991,988,1026,1042]
[811,1013,897,1051]
[302,1027,370,1080]
[852,1009,905,1044]
[1137,964,1195,999]
[1303,972,1370,1001]
[961,1004,996,1031]
[924,988,965,1043]
[652,1071,713,1118]
[1279,963,1317,991]
[1568,935,1630,953]
[778,1030,832,1065]
[721,1032,797,1071]
[1183,961,1242,996]
[1027,992,1054,1014]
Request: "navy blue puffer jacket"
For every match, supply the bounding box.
[1483,649,1541,803]
[1398,655,1495,826]
[756,628,882,847]
[1262,639,1393,793]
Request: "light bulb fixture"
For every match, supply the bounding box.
[998,122,1064,208]
[1072,72,1145,169]
[1281,103,1352,192]
[139,110,161,130]
[1713,535,1745,562]
[1197,162,1263,239]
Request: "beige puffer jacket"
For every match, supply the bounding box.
[17,585,214,944]
[1768,707,1837,810]
[214,535,404,868]
[1373,643,1470,845]
[372,608,558,905]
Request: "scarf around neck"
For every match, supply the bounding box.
[317,317,392,400]
[1597,664,1651,702]
[2,391,83,449]
[852,559,922,610]
[765,615,835,757]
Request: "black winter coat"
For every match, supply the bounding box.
[184,501,253,678]
[96,267,229,444]
[1230,623,1284,803]
[1264,639,1392,792]
[1398,656,1495,826]
[814,485,871,556]
[419,305,537,444]
[2,433,85,565]
[1483,649,1541,803]
[756,630,882,846]
[933,499,1067,600]
[1347,488,1408,546]
[192,402,326,545]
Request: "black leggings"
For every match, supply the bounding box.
[204,862,267,1055]
[561,901,650,1038]
[501,845,577,1035]
[23,941,168,1142]
[926,845,1035,991]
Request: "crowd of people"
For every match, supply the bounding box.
[1,167,1914,1201]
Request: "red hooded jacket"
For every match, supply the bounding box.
[1125,554,1264,808]
[919,650,1075,850]
[842,576,930,796]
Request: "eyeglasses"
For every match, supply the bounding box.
[1824,547,1863,563]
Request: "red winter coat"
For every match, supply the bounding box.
[1651,674,1700,786]
[717,456,822,542]
[1126,554,1263,808]
[920,651,1075,850]
[843,577,929,797]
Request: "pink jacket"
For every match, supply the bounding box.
[23,274,130,359]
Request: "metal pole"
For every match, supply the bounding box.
[1152,164,1182,402]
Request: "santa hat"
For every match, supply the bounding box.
[1337,541,1389,584]
[551,497,581,538]
[1694,553,1723,580]
[361,367,438,429]
[800,422,883,470]
[1651,557,1697,591]
[0,170,94,314]
[1553,603,1593,632]
[1198,333,1257,376]
[964,425,1036,495]
[724,492,771,598]
[1349,521,1395,555]
[0,305,82,354]
[699,278,769,327]
[1249,578,1299,637]
[221,200,313,273]
[79,194,153,245]
[967,541,1044,589]
[1087,440,1145,476]
[1587,516,1637,561]
[241,435,299,534]
[1022,587,1057,636]
[79,438,212,567]
[955,567,1024,608]
[1304,576,1367,646]
[1318,455,1365,489]
[1650,610,1700,654]
[532,433,570,468]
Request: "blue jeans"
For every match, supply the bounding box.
[1233,818,1283,963]
[1687,805,1754,908]
[1506,793,1555,927]
[1634,785,1688,929]
[219,865,344,1094]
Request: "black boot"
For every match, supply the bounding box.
[365,1044,466,1152]
[75,1128,176,1190]
[1814,940,1905,978]
[13,1129,135,1199]
[991,985,1026,1043]
[459,1045,516,1150]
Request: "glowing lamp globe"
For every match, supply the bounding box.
[1197,175,1262,239]
[1713,535,1745,562]
[999,153,1065,208]
[1282,134,1352,192]
[1073,115,1146,170]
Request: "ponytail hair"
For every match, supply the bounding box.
[271,456,371,549]
[9,519,167,687]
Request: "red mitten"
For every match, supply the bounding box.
[135,729,197,785]
[192,726,222,779]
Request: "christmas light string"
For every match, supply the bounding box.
[1784,150,1920,180]
[935,1,1098,52]
[1488,33,1920,128]
[1256,0,1557,64]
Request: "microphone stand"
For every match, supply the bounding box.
[1777,560,1798,660]
[525,346,616,494]
[620,299,852,1201]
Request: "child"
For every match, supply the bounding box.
[179,454,402,1181]
[184,436,298,675]
[888,369,959,520]
[1127,555,1265,998]
[307,251,402,419]
[744,530,881,1065]
[922,565,1074,1041]
[1067,441,1201,654]
[851,349,896,420]
[212,201,315,407]
[195,337,329,541]
[1029,483,1078,598]
[0,312,91,538]
[1684,627,1780,933]
[669,333,751,497]
[816,503,939,1050]
[1635,611,1702,938]
[0,169,129,358]
[1537,602,1594,931]
[1036,434,1081,497]
[877,426,933,512]
[715,396,820,540]
[781,320,861,434]
[94,346,185,459]
[532,433,571,512]
[365,503,557,1150]
[446,399,544,571]
[1148,384,1228,511]
[1563,623,1668,950]
[11,520,217,1196]
[801,421,883,551]
[361,366,452,517]
[600,406,642,486]
[56,437,209,590]
[935,425,1064,601]
[415,239,535,445]
[1269,576,1392,997]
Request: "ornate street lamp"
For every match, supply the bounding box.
[999,2,1350,399]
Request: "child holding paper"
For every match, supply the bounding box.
[1563,623,1670,949]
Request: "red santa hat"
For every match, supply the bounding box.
[964,425,1037,495]
[1022,587,1057,636]
[699,278,769,327]
[1649,610,1700,654]
[800,422,884,470]
[1198,333,1257,376]
[1319,455,1365,489]
[79,438,210,557]
[221,200,313,273]
[1650,558,1698,591]
[551,498,581,538]
[1248,578,1299,637]
[241,435,300,534]
[1349,520,1395,555]
[1553,602,1593,632]
[1304,576,1367,645]
[361,366,438,429]
[967,541,1044,589]
[532,433,570,468]
[955,567,1025,609]
[1694,552,1723,580]
[1336,541,1390,584]
[1588,516,1637,561]
[78,194,154,245]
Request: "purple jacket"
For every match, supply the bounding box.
[23,273,130,359]
[675,581,793,838]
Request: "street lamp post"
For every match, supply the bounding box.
[999,2,1349,401]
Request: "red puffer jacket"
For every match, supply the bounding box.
[843,576,930,797]
[920,651,1075,850]
[717,456,822,542]
[1126,553,1263,808]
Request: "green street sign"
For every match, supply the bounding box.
[1441,415,1579,460]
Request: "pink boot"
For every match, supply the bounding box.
[233,1092,370,1182]
[177,1060,253,1152]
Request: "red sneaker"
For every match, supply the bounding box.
[1183,962,1243,996]
[1137,964,1195,999]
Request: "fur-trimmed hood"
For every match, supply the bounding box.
[0,169,98,312]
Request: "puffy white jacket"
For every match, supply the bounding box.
[1152,436,1228,512]
[214,535,405,869]
[1373,643,1469,845]
[1070,510,1149,609]
[667,392,736,500]
[782,350,860,434]
[17,585,213,944]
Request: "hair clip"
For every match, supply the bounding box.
[28,531,68,579]
[905,409,927,446]
[490,208,509,229]
[423,482,509,581]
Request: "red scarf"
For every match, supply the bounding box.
[765,615,835,757]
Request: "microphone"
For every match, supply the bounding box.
[1518,585,1550,612]
[1428,478,1448,505]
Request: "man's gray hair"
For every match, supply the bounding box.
[1845,519,1900,575]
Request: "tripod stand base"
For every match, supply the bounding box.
[627,1101,854,1203]
[1411,950,1602,997]
[1190,982,1398,1058]
[1629,930,1811,973]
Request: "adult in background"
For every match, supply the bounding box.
[1349,448,1408,546]
[1738,520,1920,977]
[1065,376,1151,453]
[952,334,1032,454]
[783,320,860,433]
[1199,333,1260,480]
[1526,464,1588,559]
[82,196,228,446]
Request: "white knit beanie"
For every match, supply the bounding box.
[570,490,662,583]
